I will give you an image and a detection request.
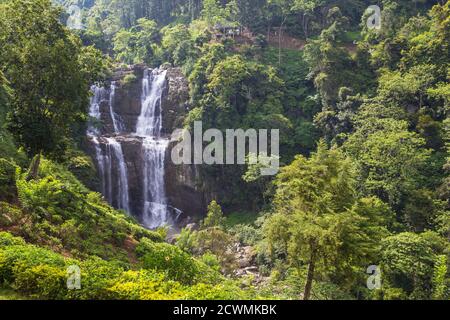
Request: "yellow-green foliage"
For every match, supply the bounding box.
[182,281,255,300]
[136,238,222,285]
[121,74,138,87]
[10,158,163,262]
[0,202,22,227]
[108,270,185,300]
[0,232,253,300]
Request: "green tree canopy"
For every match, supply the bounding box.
[265,141,391,299]
[0,0,109,158]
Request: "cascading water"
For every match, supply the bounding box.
[105,138,130,213]
[137,69,167,137]
[108,81,124,133]
[87,84,130,213]
[91,137,110,202]
[141,138,170,228]
[136,68,171,229]
[87,85,106,136]
[87,67,178,229]
[87,86,109,200]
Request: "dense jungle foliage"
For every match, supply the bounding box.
[0,0,449,300]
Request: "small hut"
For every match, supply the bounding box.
[213,22,241,40]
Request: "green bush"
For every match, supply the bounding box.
[66,153,98,191]
[12,263,66,299]
[0,203,23,227]
[199,253,221,272]
[136,238,199,284]
[182,281,254,300]
[108,270,184,300]
[175,228,196,253]
[121,74,138,87]
[0,232,25,248]
[0,243,66,285]
[67,257,124,300]
[0,232,261,300]
[229,224,261,246]
[0,234,123,300]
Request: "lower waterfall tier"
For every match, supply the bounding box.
[89,135,183,228]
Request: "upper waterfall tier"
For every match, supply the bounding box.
[136,68,167,138]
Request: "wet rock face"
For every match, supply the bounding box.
[113,135,145,215]
[109,65,147,133]
[161,67,190,135]
[160,66,208,219]
[165,150,207,220]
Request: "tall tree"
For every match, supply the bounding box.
[265,141,390,299]
[0,0,109,161]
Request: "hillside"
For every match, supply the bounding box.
[0,0,448,301]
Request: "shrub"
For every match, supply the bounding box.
[108,270,184,300]
[182,281,253,300]
[0,243,66,285]
[0,232,25,248]
[0,203,23,227]
[199,253,221,272]
[121,74,138,87]
[193,259,224,285]
[175,228,196,253]
[0,232,256,300]
[136,238,199,284]
[194,228,236,274]
[66,154,98,190]
[67,257,124,300]
[229,224,261,246]
[12,263,66,299]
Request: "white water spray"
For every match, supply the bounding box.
[105,137,130,213]
[136,69,167,137]
[87,85,106,136]
[88,84,130,213]
[87,68,176,228]
[136,68,171,228]
[109,81,124,133]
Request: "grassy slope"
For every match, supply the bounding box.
[0,287,27,300]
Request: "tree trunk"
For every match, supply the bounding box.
[304,14,309,39]
[26,152,41,181]
[303,246,317,300]
[278,17,286,65]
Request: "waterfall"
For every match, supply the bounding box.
[141,138,170,228]
[137,68,171,228]
[109,81,124,133]
[87,85,106,136]
[136,69,167,137]
[91,137,110,201]
[106,138,130,213]
[87,83,130,213]
[87,67,177,229]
